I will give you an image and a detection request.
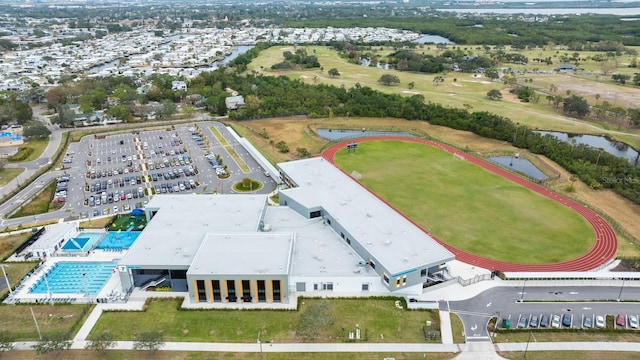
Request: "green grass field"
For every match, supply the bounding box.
[91,298,437,343]
[248,45,640,144]
[0,167,25,187]
[334,140,594,264]
[0,303,91,340]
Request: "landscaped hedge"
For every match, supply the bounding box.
[7,147,33,162]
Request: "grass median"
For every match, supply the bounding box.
[208,126,250,173]
[334,140,594,264]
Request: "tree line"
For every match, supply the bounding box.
[39,46,640,204]
[196,67,639,204]
[282,15,640,47]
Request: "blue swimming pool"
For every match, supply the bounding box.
[96,232,140,250]
[61,232,104,252]
[29,261,117,296]
[0,131,22,141]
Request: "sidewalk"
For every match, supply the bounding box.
[12,340,461,353]
[439,310,454,344]
[11,340,640,354]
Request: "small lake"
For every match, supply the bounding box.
[487,156,548,181]
[317,129,416,141]
[412,34,454,45]
[536,131,640,166]
[359,58,391,69]
[210,45,254,68]
[87,59,120,74]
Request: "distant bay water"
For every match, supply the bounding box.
[437,7,640,15]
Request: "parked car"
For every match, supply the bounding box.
[518,316,528,328]
[617,314,626,327]
[562,314,572,327]
[540,314,549,328]
[530,315,538,328]
[629,315,638,329]
[595,315,605,328]
[551,315,561,328]
[583,316,592,329]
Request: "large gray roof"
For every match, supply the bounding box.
[119,194,267,268]
[278,157,454,276]
[188,233,294,276]
[264,206,379,278]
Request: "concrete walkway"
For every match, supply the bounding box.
[73,306,104,342]
[11,340,640,354]
[439,310,454,344]
[455,343,506,360]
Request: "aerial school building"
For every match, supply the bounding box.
[117,157,454,305]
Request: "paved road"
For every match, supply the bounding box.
[447,285,640,342]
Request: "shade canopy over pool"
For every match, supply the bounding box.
[61,232,104,252]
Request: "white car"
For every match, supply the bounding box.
[551,315,561,329]
[595,315,605,328]
[629,315,639,329]
[113,206,119,214]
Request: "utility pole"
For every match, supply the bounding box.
[0,264,11,295]
[618,279,625,302]
[30,307,42,340]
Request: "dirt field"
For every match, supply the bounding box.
[231,117,640,257]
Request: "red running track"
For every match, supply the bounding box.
[322,136,617,272]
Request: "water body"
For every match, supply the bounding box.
[487,156,548,181]
[87,45,254,73]
[412,34,455,45]
[438,8,640,15]
[317,129,416,141]
[87,59,120,74]
[536,131,640,165]
[359,58,392,69]
[210,45,254,69]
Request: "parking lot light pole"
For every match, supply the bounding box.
[519,280,527,303]
[617,279,625,302]
[523,329,533,359]
[257,331,262,353]
[0,264,11,295]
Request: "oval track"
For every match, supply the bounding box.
[322,136,617,272]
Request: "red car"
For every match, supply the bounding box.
[616,314,626,327]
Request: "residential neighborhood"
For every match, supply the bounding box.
[0,26,423,90]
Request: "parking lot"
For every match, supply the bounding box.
[500,312,640,330]
[63,122,277,219]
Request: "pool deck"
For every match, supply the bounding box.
[6,249,126,305]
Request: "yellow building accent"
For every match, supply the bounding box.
[193,280,200,303]
[253,280,258,303]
